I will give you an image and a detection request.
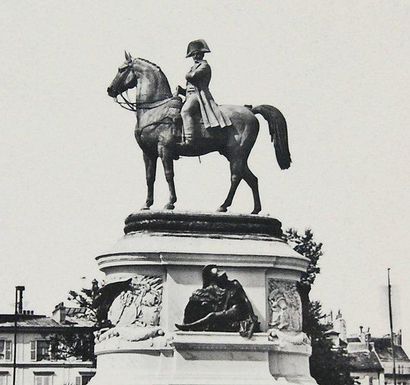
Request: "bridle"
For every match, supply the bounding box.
[115,93,137,112]
[110,59,183,132]
[112,60,175,112]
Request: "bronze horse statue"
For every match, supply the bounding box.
[107,52,291,214]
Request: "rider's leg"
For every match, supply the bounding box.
[181,94,200,144]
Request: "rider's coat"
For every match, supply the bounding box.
[184,59,231,128]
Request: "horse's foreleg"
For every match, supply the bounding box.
[141,153,157,210]
[217,157,244,212]
[161,153,177,210]
[243,164,261,214]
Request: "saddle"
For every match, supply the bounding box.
[171,106,220,141]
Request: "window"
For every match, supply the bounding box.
[0,374,8,385]
[82,375,94,385]
[77,373,95,385]
[0,340,12,361]
[31,341,51,361]
[34,375,53,385]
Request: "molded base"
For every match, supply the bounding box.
[90,333,317,385]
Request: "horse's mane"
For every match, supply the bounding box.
[137,57,164,75]
[134,57,171,96]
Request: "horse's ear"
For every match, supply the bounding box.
[124,50,130,61]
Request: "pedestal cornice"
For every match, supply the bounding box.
[96,212,308,274]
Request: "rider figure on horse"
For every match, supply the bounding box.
[178,39,232,146]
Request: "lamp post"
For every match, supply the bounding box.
[387,269,397,385]
[13,286,25,385]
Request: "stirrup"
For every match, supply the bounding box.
[179,138,195,146]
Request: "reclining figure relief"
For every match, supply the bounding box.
[175,265,259,338]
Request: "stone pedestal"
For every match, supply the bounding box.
[90,212,317,385]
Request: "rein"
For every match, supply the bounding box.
[116,94,137,111]
[115,94,179,112]
[114,93,181,133]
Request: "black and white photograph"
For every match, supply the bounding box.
[1,1,409,385]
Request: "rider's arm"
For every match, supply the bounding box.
[186,61,211,83]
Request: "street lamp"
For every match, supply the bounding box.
[13,286,25,385]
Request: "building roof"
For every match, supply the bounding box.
[6,317,61,328]
[324,329,340,336]
[62,307,95,328]
[372,338,410,362]
[62,317,95,328]
[349,351,383,372]
[0,314,93,330]
[65,307,87,317]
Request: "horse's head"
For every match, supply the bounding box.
[107,53,172,106]
[107,51,138,98]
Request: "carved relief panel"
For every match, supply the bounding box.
[267,279,302,332]
[108,275,163,328]
[96,274,164,343]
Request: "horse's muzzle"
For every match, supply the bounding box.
[107,86,116,97]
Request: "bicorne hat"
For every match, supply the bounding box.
[186,39,211,58]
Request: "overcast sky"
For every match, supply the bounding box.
[1,1,409,349]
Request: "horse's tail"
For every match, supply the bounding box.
[252,104,291,169]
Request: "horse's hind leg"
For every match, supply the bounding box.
[243,164,261,214]
[141,152,157,210]
[217,157,245,213]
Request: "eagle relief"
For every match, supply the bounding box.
[95,275,164,343]
[265,278,311,347]
[268,279,302,332]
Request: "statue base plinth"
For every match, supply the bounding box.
[93,332,314,385]
[89,212,317,385]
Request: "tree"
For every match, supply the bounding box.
[284,228,322,331]
[51,278,132,362]
[49,279,101,363]
[50,328,95,362]
[67,279,101,325]
[285,228,355,385]
[307,301,355,385]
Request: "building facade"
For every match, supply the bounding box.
[0,308,95,385]
[326,311,410,385]
[372,334,410,385]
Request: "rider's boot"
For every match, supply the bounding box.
[178,122,196,148]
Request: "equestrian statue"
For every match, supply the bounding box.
[107,39,291,214]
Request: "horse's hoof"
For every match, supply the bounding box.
[217,206,227,213]
[164,203,175,210]
[140,206,151,211]
[251,208,261,215]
